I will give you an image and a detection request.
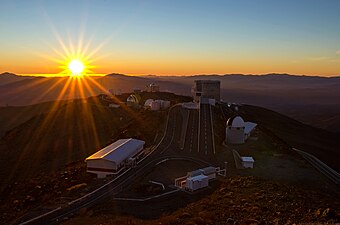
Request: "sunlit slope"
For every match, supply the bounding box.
[0,100,69,137]
[0,73,190,106]
[0,76,104,106]
[0,92,188,189]
[0,98,134,187]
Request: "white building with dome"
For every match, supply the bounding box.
[225,116,257,144]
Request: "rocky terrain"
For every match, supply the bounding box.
[0,92,191,224]
[0,89,339,224]
[61,176,340,225]
[0,161,95,224]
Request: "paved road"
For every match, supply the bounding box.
[19,102,225,225]
[199,103,214,155]
[293,148,340,185]
[19,105,182,225]
[184,109,199,153]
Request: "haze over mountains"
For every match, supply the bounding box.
[1,72,340,133]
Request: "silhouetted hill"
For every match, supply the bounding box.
[0,100,69,137]
[0,72,33,86]
[0,73,340,132]
[0,92,191,190]
[1,94,339,190]
[239,105,340,171]
[0,94,339,224]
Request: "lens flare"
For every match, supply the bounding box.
[68,59,85,75]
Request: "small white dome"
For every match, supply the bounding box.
[127,95,138,103]
[144,99,154,107]
[227,116,245,127]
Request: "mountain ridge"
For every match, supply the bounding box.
[1,72,340,133]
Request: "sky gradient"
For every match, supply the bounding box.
[0,0,340,76]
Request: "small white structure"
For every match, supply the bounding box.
[161,100,170,109]
[85,138,145,178]
[240,157,255,168]
[127,94,140,107]
[226,116,257,144]
[182,102,199,109]
[109,103,120,108]
[133,87,141,93]
[187,166,216,180]
[151,101,161,111]
[175,166,218,190]
[147,83,160,92]
[245,122,257,140]
[144,99,170,111]
[144,99,154,108]
[185,174,209,192]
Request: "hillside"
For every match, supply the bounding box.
[0,92,190,191]
[0,72,33,86]
[62,176,340,225]
[238,105,340,171]
[0,94,339,224]
[1,73,340,133]
[0,100,69,137]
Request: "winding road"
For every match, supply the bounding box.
[19,105,183,225]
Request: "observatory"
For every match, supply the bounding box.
[175,167,220,192]
[126,94,141,108]
[225,116,257,144]
[192,80,220,102]
[85,138,145,178]
[144,99,170,111]
[147,83,160,92]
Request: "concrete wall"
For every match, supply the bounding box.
[86,159,118,178]
[242,161,254,168]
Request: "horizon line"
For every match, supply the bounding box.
[1,72,340,78]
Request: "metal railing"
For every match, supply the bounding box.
[292,148,340,185]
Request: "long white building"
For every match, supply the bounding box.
[85,138,145,178]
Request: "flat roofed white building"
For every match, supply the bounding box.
[85,138,145,178]
[185,174,209,191]
[240,156,255,168]
[187,166,217,180]
[244,122,257,140]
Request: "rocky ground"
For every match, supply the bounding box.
[0,161,99,224]
[61,176,340,225]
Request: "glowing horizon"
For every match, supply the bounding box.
[1,0,340,77]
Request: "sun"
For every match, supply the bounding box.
[40,32,108,76]
[68,59,85,75]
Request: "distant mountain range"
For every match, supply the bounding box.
[1,72,340,133]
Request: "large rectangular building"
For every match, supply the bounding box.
[85,138,145,178]
[192,80,220,102]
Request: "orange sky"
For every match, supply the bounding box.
[2,55,339,77]
[1,1,340,77]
